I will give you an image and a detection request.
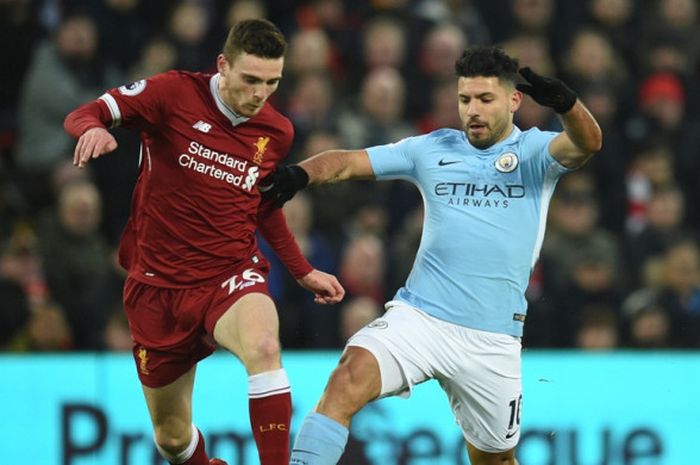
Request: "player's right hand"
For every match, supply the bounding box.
[296,269,345,304]
[73,127,118,168]
[260,164,310,208]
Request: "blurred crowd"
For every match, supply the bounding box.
[1,0,699,352]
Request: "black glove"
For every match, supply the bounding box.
[516,67,577,114]
[260,164,309,208]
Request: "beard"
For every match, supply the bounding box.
[463,116,510,149]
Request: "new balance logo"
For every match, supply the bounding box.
[193,120,212,133]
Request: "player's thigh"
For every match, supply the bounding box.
[440,329,522,453]
[212,291,280,369]
[317,346,382,419]
[142,366,197,435]
[346,302,444,399]
[467,443,518,465]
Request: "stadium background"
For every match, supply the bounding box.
[1,0,699,463]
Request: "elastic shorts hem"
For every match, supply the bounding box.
[347,333,411,399]
[463,430,519,454]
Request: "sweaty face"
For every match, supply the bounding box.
[217,52,284,117]
[457,76,520,149]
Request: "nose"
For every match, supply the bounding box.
[465,100,480,117]
[253,84,269,101]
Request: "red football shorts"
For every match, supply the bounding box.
[124,262,271,388]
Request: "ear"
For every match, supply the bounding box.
[216,54,228,74]
[510,89,523,113]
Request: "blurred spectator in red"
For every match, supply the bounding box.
[627,72,700,228]
[624,142,676,235]
[0,223,74,351]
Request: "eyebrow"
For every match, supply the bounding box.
[241,72,282,83]
[459,92,495,98]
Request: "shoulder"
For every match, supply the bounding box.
[516,126,558,145]
[420,128,465,148]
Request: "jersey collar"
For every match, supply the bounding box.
[210,74,250,127]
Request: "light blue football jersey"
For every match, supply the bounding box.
[367,126,570,336]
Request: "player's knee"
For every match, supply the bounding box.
[246,332,281,365]
[153,423,192,455]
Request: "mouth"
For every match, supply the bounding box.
[467,122,487,135]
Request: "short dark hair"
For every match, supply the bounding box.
[223,19,287,62]
[454,46,519,85]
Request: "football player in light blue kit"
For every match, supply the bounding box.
[264,46,602,465]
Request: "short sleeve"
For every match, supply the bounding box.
[366,136,420,180]
[534,128,571,175]
[98,71,178,131]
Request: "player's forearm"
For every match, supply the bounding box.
[299,149,372,185]
[257,203,313,279]
[64,101,109,138]
[559,102,603,155]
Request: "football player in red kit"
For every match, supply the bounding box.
[64,19,345,465]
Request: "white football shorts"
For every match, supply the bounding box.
[346,300,522,453]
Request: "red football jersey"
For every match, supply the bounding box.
[71,71,308,287]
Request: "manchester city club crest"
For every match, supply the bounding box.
[495,152,519,173]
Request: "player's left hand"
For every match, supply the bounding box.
[516,67,577,114]
[260,164,310,208]
[296,269,345,305]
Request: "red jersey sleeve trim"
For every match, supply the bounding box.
[257,202,313,279]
